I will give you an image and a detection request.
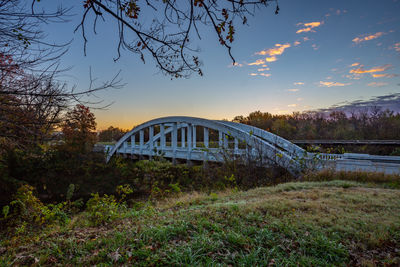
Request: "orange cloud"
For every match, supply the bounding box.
[349,64,392,74]
[256,43,291,56]
[248,59,265,66]
[293,41,301,46]
[297,28,312,34]
[350,62,360,67]
[249,73,271,77]
[265,56,277,62]
[294,82,304,85]
[304,22,321,27]
[367,82,388,87]
[296,21,322,34]
[372,73,397,78]
[257,68,270,72]
[352,32,384,44]
[287,88,299,92]
[319,81,351,87]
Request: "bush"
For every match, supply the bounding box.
[85,193,125,226]
[1,184,70,235]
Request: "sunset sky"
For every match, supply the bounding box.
[44,0,400,130]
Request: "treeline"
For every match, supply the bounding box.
[233,109,400,140]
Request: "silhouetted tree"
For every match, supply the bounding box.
[62,104,97,153]
[98,126,128,142]
[76,0,280,78]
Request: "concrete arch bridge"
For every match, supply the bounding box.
[105,116,400,175]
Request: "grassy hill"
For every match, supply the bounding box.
[1,180,400,266]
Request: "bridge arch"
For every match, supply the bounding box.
[106,116,306,174]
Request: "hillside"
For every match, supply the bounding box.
[1,181,400,266]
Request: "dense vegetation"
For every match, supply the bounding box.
[234,109,400,140]
[233,109,400,155]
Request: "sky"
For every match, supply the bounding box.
[40,0,400,130]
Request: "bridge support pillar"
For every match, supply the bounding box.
[139,130,144,160]
[203,127,209,161]
[192,125,196,148]
[187,123,192,164]
[149,126,154,160]
[181,127,185,148]
[160,124,166,149]
[131,135,135,156]
[172,123,177,164]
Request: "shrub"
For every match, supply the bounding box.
[85,193,125,226]
[1,184,70,235]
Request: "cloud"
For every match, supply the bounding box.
[349,64,392,74]
[367,82,388,87]
[287,88,299,92]
[288,104,298,107]
[265,56,277,62]
[319,81,351,87]
[296,21,322,34]
[352,32,384,44]
[297,98,304,101]
[350,62,360,67]
[315,93,400,113]
[249,73,271,77]
[257,68,270,71]
[372,73,398,78]
[312,44,319,50]
[293,41,301,46]
[294,82,304,85]
[394,42,400,52]
[344,74,362,80]
[256,43,291,56]
[228,62,243,68]
[248,59,265,66]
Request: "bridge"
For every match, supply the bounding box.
[105,116,400,175]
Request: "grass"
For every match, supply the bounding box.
[1,180,400,266]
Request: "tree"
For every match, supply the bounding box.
[76,0,279,78]
[61,104,97,153]
[98,126,128,142]
[0,0,122,149]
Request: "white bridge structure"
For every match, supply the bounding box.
[105,116,400,175]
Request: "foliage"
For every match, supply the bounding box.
[0,184,70,236]
[85,193,125,226]
[233,109,400,155]
[98,126,129,142]
[61,104,97,153]
[234,109,400,141]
